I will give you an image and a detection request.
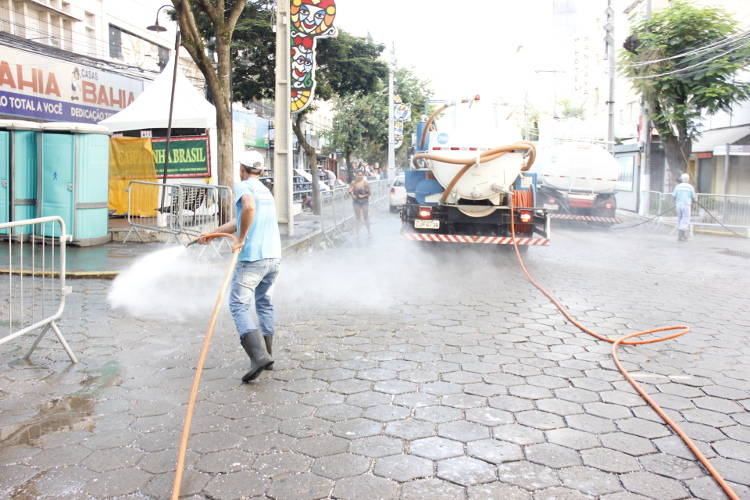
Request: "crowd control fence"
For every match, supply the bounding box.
[316,179,390,246]
[0,216,76,363]
[641,191,750,237]
[125,181,234,245]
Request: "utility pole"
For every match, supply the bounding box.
[605,1,615,153]
[274,2,294,236]
[638,0,652,215]
[387,43,396,179]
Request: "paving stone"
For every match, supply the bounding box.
[558,465,623,496]
[493,423,546,445]
[682,408,737,427]
[516,410,566,430]
[400,478,467,500]
[331,417,383,439]
[373,380,419,395]
[442,393,486,409]
[384,419,436,440]
[410,436,464,460]
[362,404,411,422]
[487,395,535,412]
[466,438,523,464]
[467,482,531,499]
[638,453,704,480]
[82,467,153,497]
[439,420,491,442]
[497,460,561,490]
[242,432,298,455]
[373,454,434,481]
[615,417,671,439]
[620,471,689,500]
[465,407,514,427]
[393,392,440,408]
[581,447,641,473]
[79,446,145,472]
[311,452,371,479]
[346,391,392,408]
[279,417,332,438]
[436,456,497,486]
[266,472,331,499]
[545,428,600,451]
[331,474,399,500]
[525,442,582,468]
[348,435,404,458]
[313,403,364,422]
[415,405,463,423]
[599,432,657,456]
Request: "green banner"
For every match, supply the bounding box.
[151,136,210,178]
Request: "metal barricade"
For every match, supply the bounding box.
[640,190,750,237]
[125,181,234,244]
[0,216,76,363]
[317,179,391,246]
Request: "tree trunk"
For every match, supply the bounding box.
[659,133,692,190]
[293,114,321,215]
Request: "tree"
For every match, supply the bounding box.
[323,65,432,173]
[230,24,388,213]
[171,0,248,215]
[619,1,750,187]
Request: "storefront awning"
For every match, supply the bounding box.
[693,125,750,153]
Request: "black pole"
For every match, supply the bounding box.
[160,29,180,214]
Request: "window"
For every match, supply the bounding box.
[109,24,123,59]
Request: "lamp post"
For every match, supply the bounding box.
[147,4,180,219]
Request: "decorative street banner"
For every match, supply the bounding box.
[151,136,211,178]
[393,96,411,149]
[233,110,271,148]
[290,0,337,112]
[0,46,146,124]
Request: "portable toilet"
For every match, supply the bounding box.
[37,122,112,246]
[0,119,40,238]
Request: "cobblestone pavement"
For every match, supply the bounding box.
[1,210,749,499]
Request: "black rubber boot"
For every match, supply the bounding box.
[264,334,274,370]
[240,329,273,383]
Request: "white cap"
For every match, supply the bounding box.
[239,150,265,170]
[680,173,689,182]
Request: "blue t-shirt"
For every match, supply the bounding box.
[234,178,281,262]
[672,182,696,206]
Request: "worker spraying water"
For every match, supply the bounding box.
[197,150,281,383]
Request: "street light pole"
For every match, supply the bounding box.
[387,43,395,179]
[147,5,180,219]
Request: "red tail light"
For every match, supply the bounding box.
[519,211,532,223]
[419,206,432,219]
[390,187,396,195]
[604,201,614,210]
[549,197,556,204]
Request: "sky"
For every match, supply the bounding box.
[331,0,558,105]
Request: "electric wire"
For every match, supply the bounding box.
[508,199,740,500]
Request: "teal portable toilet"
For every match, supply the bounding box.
[37,122,112,246]
[0,120,40,238]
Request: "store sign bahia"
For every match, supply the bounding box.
[152,136,211,178]
[0,47,146,124]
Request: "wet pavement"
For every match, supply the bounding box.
[1,209,749,499]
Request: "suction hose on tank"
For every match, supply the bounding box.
[172,233,239,500]
[413,142,536,205]
[507,203,740,500]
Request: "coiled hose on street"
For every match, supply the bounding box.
[508,201,739,500]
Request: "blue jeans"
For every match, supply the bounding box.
[676,204,691,230]
[229,259,280,339]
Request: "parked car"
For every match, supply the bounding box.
[389,175,406,212]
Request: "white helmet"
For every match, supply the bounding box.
[239,150,265,170]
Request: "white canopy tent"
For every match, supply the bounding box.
[99,57,216,132]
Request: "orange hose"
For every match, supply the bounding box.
[508,202,739,500]
[172,233,239,500]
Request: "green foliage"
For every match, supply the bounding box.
[619,0,750,143]
[558,99,586,119]
[322,66,432,168]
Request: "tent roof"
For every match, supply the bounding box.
[99,58,216,132]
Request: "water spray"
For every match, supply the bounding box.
[172,232,238,500]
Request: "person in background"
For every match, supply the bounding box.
[673,172,697,242]
[348,169,371,238]
[198,150,280,382]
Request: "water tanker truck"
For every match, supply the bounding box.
[400,98,550,247]
[532,139,622,227]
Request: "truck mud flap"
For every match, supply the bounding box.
[548,214,623,223]
[401,233,549,245]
